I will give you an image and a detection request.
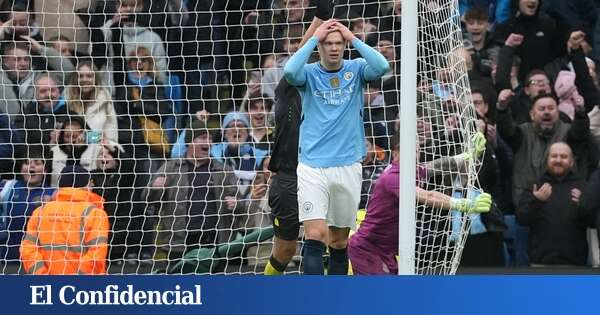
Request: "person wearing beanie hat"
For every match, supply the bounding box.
[210,111,268,175]
[222,111,250,130]
[20,164,109,275]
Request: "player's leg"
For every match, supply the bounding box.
[297,163,330,275]
[328,226,350,274]
[264,173,301,275]
[326,162,362,275]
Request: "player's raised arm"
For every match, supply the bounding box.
[331,21,389,81]
[283,19,337,86]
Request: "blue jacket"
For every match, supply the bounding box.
[0,180,55,261]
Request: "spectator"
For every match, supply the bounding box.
[460,107,508,267]
[0,41,70,120]
[0,42,34,118]
[90,144,138,264]
[499,68,552,124]
[472,88,514,213]
[101,0,168,87]
[463,6,499,79]
[377,0,401,37]
[0,3,43,44]
[211,111,268,176]
[359,133,388,210]
[115,46,174,175]
[20,164,109,275]
[0,146,55,263]
[497,92,590,209]
[20,34,75,83]
[459,0,512,25]
[242,97,273,152]
[50,115,102,186]
[363,81,391,149]
[34,0,93,56]
[142,120,240,268]
[350,17,377,43]
[0,112,23,179]
[541,0,597,44]
[369,33,400,109]
[14,73,66,147]
[178,0,224,114]
[494,0,568,80]
[261,24,304,99]
[65,61,117,143]
[554,70,585,121]
[517,142,594,266]
[47,35,75,59]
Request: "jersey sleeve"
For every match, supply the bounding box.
[283,36,319,87]
[352,38,390,82]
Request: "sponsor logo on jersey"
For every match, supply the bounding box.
[313,83,355,106]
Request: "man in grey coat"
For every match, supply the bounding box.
[143,120,244,264]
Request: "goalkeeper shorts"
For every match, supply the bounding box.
[348,236,397,275]
[268,172,300,241]
[297,162,361,229]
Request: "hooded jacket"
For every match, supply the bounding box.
[20,188,109,274]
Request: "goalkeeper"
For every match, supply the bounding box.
[348,132,492,275]
[263,0,334,275]
[283,16,389,274]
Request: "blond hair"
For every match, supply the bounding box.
[66,61,104,115]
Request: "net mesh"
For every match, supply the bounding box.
[0,0,479,275]
[412,0,481,274]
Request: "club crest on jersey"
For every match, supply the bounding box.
[330,77,340,88]
[344,71,353,81]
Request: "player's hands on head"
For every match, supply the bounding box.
[314,19,337,41]
[331,21,356,42]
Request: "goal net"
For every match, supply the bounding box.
[0,0,480,275]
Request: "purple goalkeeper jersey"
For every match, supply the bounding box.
[352,161,425,256]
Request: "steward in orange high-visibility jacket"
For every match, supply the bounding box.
[20,165,109,275]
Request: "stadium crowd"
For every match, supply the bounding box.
[2,0,600,273]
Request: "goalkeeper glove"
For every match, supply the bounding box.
[316,0,335,20]
[462,132,487,162]
[450,192,492,214]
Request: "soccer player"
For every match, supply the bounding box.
[283,19,389,275]
[348,133,493,275]
[263,0,334,276]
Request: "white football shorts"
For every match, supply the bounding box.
[297,162,362,229]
